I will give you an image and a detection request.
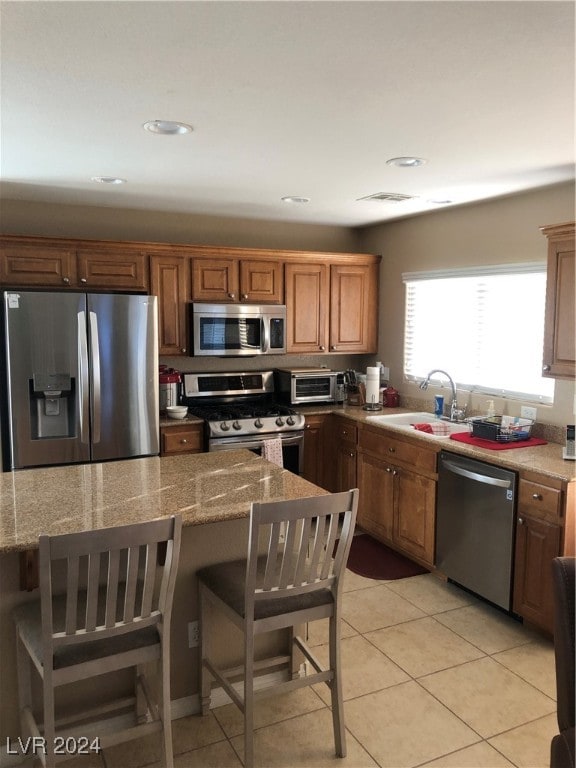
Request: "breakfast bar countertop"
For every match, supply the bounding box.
[0,450,327,554]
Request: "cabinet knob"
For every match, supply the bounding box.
[532,493,543,501]
[228,292,236,299]
[518,517,524,525]
[349,452,355,458]
[388,447,395,453]
[181,348,186,353]
[242,293,248,300]
[330,345,336,351]
[80,277,87,284]
[386,467,392,473]
[180,439,188,444]
[319,346,325,351]
[542,364,551,372]
[62,277,70,284]
[392,469,398,476]
[305,424,311,429]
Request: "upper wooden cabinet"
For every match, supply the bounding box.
[285,262,329,353]
[1,236,380,358]
[541,222,575,379]
[1,241,77,287]
[330,263,378,353]
[285,260,378,354]
[150,253,190,355]
[0,236,149,292]
[192,257,283,304]
[77,247,148,291]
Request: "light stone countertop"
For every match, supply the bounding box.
[0,450,327,554]
[300,404,576,482]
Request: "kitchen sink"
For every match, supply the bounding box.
[366,411,469,438]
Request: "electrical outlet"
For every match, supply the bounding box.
[521,406,537,420]
[188,621,199,648]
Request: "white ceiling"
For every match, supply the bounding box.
[1,1,574,228]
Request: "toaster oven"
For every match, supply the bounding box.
[275,368,342,405]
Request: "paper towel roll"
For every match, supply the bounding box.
[366,377,380,405]
[366,366,380,379]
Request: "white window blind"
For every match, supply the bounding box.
[402,264,554,403]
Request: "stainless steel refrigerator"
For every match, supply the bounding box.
[2,290,159,469]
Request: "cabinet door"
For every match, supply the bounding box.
[150,254,190,355]
[192,258,239,302]
[239,260,283,303]
[77,248,149,290]
[335,442,357,493]
[329,263,378,353]
[394,468,436,566]
[285,262,329,353]
[542,225,575,379]
[513,513,561,633]
[302,415,328,488]
[0,243,77,287]
[357,452,394,543]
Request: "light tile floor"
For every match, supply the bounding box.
[74,570,559,768]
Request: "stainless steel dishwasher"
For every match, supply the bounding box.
[436,451,517,611]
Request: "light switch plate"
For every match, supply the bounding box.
[521,406,537,420]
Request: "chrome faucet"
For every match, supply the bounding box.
[419,369,466,422]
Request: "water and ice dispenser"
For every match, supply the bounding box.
[30,373,75,439]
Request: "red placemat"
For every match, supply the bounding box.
[450,432,548,450]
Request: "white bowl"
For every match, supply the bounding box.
[166,406,188,420]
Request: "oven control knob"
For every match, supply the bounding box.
[232,420,242,430]
[254,418,264,429]
[275,417,285,427]
[286,416,296,426]
[220,421,230,431]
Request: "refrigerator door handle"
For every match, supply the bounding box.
[89,311,101,444]
[77,311,90,444]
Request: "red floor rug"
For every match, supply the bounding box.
[346,534,429,580]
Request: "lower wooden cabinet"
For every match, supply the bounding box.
[356,427,436,567]
[513,513,561,632]
[512,473,565,633]
[160,423,204,456]
[335,440,358,493]
[302,414,329,488]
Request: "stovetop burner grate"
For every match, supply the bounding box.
[188,403,297,422]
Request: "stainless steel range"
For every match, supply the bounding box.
[180,371,305,474]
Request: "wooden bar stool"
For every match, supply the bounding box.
[197,490,358,767]
[12,515,182,768]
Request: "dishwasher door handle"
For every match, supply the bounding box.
[442,459,512,488]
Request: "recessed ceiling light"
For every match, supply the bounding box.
[281,196,310,204]
[357,192,415,203]
[386,157,427,168]
[143,120,193,135]
[91,176,126,184]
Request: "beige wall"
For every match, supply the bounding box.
[357,182,576,427]
[0,198,363,253]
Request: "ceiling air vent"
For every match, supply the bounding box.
[357,192,415,203]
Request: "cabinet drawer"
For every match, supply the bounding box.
[334,419,358,444]
[519,480,561,520]
[359,427,437,473]
[161,425,204,455]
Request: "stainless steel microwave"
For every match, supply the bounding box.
[275,368,342,405]
[191,303,286,356]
